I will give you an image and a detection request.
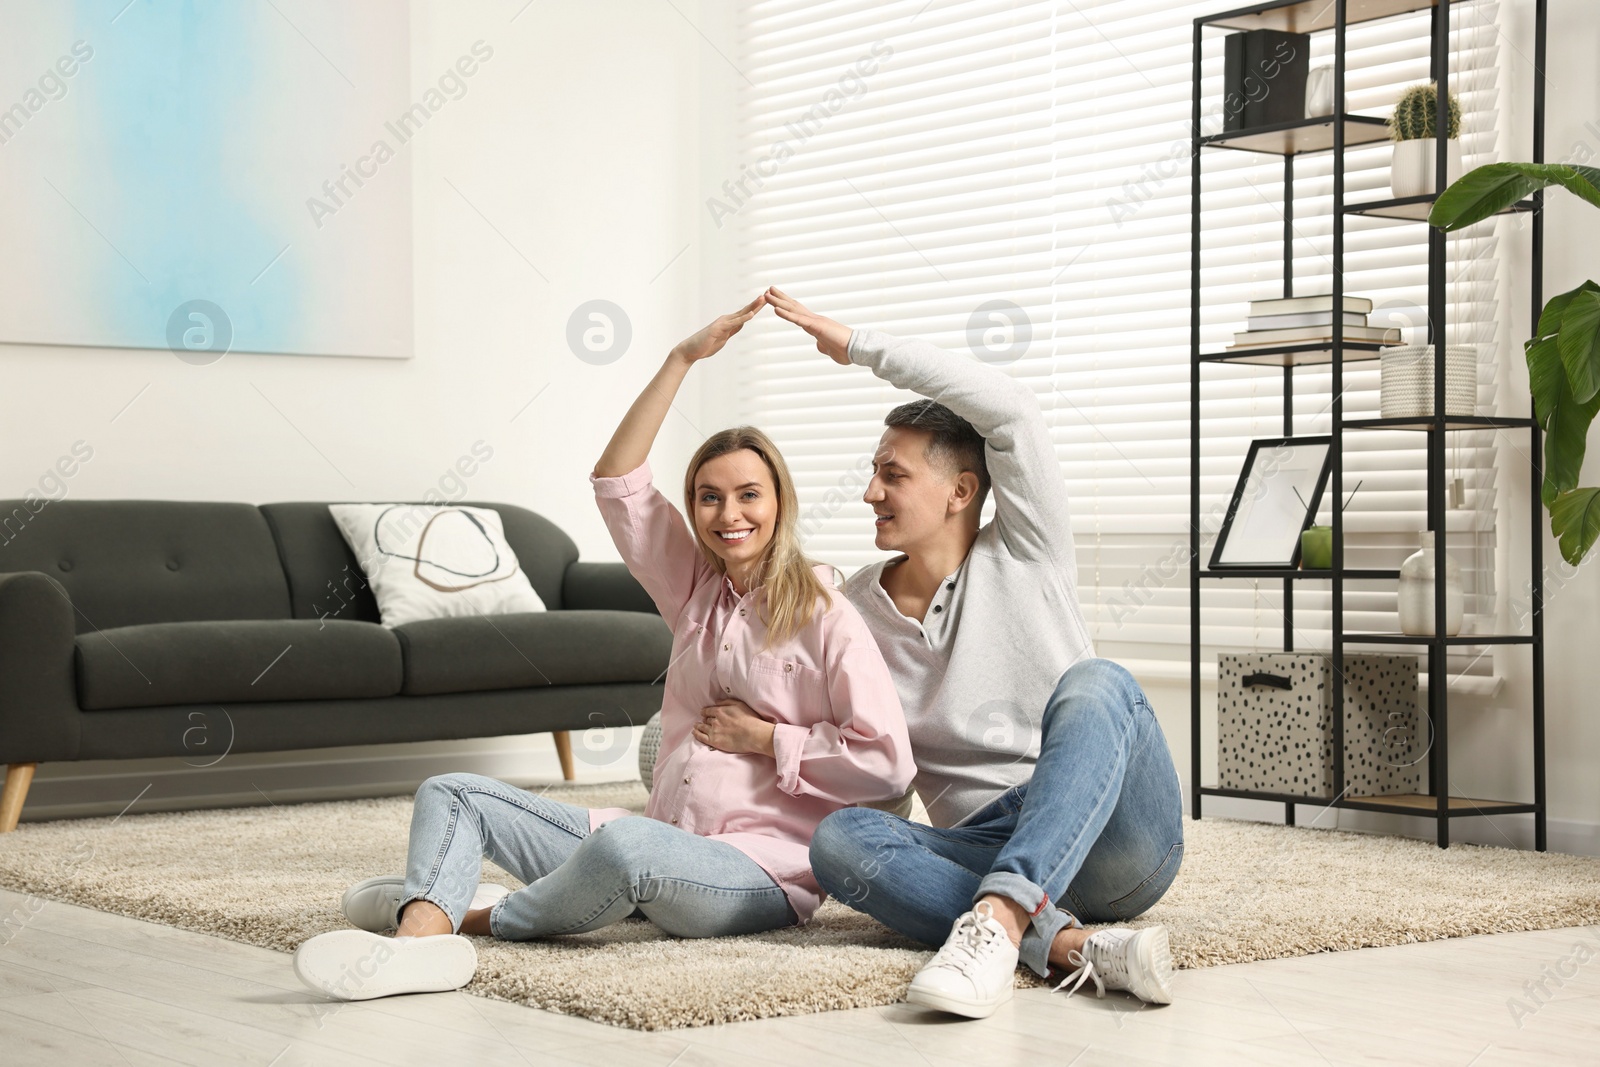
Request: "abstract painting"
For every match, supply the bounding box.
[0,0,412,358]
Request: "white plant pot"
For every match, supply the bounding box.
[1379,344,1479,417]
[1390,138,1464,199]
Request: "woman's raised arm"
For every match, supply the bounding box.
[593,292,767,479]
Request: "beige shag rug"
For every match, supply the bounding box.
[0,780,1597,1030]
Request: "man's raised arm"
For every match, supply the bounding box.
[766,285,1071,566]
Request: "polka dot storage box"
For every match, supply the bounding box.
[1216,653,1423,798]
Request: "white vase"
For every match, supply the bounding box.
[1304,65,1336,118]
[1397,533,1463,636]
[1390,138,1464,199]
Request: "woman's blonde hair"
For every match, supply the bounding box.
[682,426,832,648]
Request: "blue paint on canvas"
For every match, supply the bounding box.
[76,0,304,354]
[2,0,409,357]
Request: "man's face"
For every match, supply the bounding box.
[862,426,954,553]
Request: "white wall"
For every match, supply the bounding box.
[6,0,729,816]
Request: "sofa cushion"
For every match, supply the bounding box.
[76,620,403,711]
[0,500,292,632]
[260,500,579,622]
[396,610,672,696]
[256,502,383,625]
[562,561,659,615]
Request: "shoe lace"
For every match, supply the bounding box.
[1055,931,1133,999]
[929,906,1002,971]
[1092,931,1134,989]
[1053,948,1105,999]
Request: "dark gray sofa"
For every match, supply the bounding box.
[0,499,671,830]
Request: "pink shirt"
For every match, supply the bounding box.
[587,460,913,922]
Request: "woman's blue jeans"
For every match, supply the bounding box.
[400,772,796,940]
[810,658,1185,977]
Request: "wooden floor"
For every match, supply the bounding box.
[0,886,1596,1066]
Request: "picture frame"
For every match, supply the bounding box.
[1209,436,1333,569]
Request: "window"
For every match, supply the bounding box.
[728,0,1508,680]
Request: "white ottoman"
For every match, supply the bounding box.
[638,710,663,784]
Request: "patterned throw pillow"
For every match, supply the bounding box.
[328,503,545,628]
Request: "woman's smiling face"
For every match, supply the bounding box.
[692,449,779,577]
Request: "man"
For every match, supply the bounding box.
[765,286,1185,1020]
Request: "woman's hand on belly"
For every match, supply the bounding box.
[693,699,777,758]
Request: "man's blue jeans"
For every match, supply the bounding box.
[810,658,1184,977]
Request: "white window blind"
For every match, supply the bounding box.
[727,0,1509,679]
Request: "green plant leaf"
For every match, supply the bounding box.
[1540,371,1600,507]
[1559,289,1600,403]
[1554,164,1600,209]
[1429,163,1600,231]
[1548,487,1600,566]
[1527,334,1565,428]
[1537,280,1600,339]
[1428,165,1535,228]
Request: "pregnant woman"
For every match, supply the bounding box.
[294,293,914,1001]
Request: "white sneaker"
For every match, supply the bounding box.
[341,876,512,933]
[293,929,477,1001]
[1055,925,1175,1005]
[905,900,1019,1019]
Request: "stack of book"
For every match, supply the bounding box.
[1227,295,1399,350]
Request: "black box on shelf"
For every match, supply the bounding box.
[1222,29,1310,133]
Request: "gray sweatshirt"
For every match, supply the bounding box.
[841,327,1096,829]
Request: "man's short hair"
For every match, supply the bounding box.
[884,400,990,507]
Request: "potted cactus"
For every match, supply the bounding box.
[1389,82,1462,199]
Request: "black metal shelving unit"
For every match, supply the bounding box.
[1188,0,1548,849]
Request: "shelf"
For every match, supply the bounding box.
[1190,0,1548,849]
[1199,785,1536,818]
[1199,341,1387,367]
[1343,415,1537,431]
[1343,194,1539,222]
[1340,793,1537,816]
[1200,115,1390,155]
[1201,568,1400,579]
[1343,632,1536,645]
[1201,0,1447,33]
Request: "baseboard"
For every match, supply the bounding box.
[15,728,646,823]
[1188,792,1600,858]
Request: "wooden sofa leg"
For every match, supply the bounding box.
[551,732,575,782]
[0,763,37,833]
